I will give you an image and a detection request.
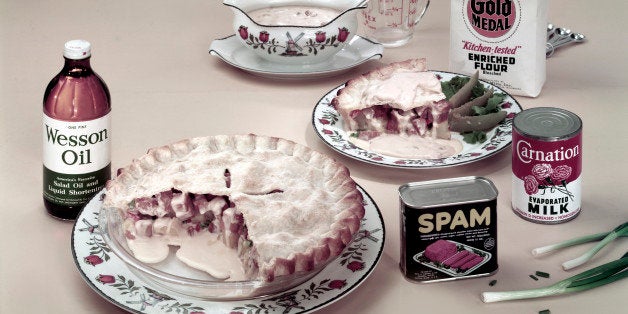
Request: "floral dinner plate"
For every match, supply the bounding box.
[312,71,523,168]
[209,35,383,79]
[71,186,384,314]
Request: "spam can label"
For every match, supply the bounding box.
[399,177,498,282]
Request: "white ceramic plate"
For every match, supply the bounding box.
[209,35,383,79]
[72,186,384,313]
[312,71,523,168]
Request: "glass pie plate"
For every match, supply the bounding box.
[98,206,338,301]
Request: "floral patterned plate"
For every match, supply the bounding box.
[209,35,383,79]
[71,186,385,314]
[312,71,523,168]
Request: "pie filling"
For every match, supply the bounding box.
[346,101,451,140]
[124,188,262,281]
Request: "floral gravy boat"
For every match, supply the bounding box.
[224,0,367,65]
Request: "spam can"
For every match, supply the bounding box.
[399,177,498,282]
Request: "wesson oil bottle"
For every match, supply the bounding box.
[43,40,111,220]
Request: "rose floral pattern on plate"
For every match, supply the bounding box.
[71,187,385,314]
[312,71,523,169]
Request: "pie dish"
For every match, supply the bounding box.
[331,58,451,141]
[74,185,384,305]
[103,134,365,283]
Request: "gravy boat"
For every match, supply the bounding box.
[224,0,367,65]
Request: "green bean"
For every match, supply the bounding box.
[450,88,494,117]
[448,71,479,108]
[449,110,507,133]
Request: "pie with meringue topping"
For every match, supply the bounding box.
[103,134,365,282]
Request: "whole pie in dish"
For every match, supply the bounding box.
[103,134,365,282]
[331,58,451,141]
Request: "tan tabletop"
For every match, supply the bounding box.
[1,0,627,313]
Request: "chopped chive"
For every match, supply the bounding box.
[489,279,497,286]
[539,310,551,314]
[536,271,550,278]
[529,274,539,281]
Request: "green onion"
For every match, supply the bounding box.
[535,271,550,278]
[529,274,539,281]
[481,252,628,303]
[532,232,609,256]
[562,222,628,270]
[531,222,628,270]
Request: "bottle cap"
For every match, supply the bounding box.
[63,40,92,59]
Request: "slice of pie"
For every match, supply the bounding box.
[103,134,365,282]
[331,58,451,140]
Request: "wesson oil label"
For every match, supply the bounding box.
[42,113,111,206]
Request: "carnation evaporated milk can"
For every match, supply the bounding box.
[512,107,582,224]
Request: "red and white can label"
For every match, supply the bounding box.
[511,130,582,223]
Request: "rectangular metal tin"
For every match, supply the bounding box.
[399,176,499,283]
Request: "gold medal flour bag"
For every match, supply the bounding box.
[449,0,548,97]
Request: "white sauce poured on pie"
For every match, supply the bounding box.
[359,72,446,112]
[349,133,463,159]
[248,6,340,26]
[175,232,246,281]
[127,230,246,281]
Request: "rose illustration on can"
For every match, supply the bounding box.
[531,163,553,181]
[551,165,572,182]
[525,163,574,199]
[524,175,539,195]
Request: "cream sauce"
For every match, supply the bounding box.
[248,6,340,26]
[361,72,446,112]
[128,230,246,281]
[350,134,463,159]
[128,236,170,264]
[176,233,246,281]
